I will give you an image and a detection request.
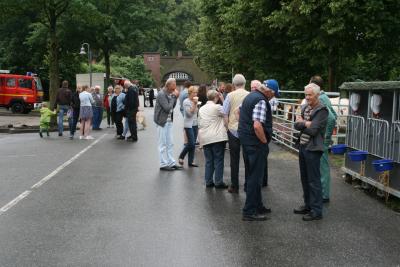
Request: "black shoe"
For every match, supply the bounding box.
[206,183,215,188]
[117,136,125,140]
[160,166,174,171]
[258,206,272,214]
[262,182,268,187]
[69,135,73,140]
[58,132,62,137]
[188,163,198,167]
[293,205,311,215]
[323,198,330,203]
[302,213,322,221]
[39,132,43,138]
[46,131,49,137]
[215,183,228,189]
[171,165,183,170]
[242,214,268,221]
[227,186,239,194]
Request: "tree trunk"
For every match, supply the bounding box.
[104,48,111,91]
[328,46,338,92]
[49,16,59,117]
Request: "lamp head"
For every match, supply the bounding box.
[79,46,86,55]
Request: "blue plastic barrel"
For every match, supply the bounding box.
[331,144,347,154]
[348,150,368,161]
[372,159,394,172]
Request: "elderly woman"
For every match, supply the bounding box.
[198,90,228,189]
[103,86,114,128]
[178,86,199,167]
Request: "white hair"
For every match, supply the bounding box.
[165,78,176,87]
[251,80,261,90]
[232,74,246,88]
[207,89,218,101]
[124,80,132,88]
[304,83,321,95]
[95,85,101,90]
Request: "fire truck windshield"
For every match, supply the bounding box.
[34,77,43,91]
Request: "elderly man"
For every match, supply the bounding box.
[124,80,139,142]
[223,74,249,193]
[294,83,328,221]
[154,78,183,171]
[92,85,103,130]
[238,81,276,221]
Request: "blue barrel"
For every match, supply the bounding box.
[348,150,368,161]
[331,144,347,154]
[372,159,394,172]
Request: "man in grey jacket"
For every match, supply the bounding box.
[154,78,183,171]
[293,83,328,221]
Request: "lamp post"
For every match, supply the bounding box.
[80,43,92,88]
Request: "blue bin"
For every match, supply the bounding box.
[331,144,347,154]
[372,159,394,172]
[348,150,368,161]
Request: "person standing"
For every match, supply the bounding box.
[79,85,95,140]
[149,88,155,107]
[154,78,183,171]
[179,80,191,116]
[238,83,274,221]
[69,85,82,139]
[197,84,208,108]
[223,74,249,194]
[113,85,126,140]
[178,86,199,167]
[54,80,72,137]
[198,90,228,188]
[91,85,103,130]
[293,83,328,221]
[124,80,139,142]
[310,75,337,203]
[103,86,114,128]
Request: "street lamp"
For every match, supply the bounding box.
[79,43,92,88]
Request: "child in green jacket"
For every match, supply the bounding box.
[39,103,56,138]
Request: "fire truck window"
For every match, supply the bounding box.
[6,78,16,87]
[18,79,32,89]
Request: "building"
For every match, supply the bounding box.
[143,51,211,88]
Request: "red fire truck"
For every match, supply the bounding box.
[0,71,43,113]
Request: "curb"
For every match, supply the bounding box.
[0,126,71,134]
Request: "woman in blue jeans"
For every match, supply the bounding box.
[198,90,228,188]
[179,86,199,167]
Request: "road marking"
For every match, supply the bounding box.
[0,134,106,216]
[31,134,106,189]
[0,191,31,215]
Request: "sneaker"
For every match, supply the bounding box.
[215,183,228,189]
[85,136,94,140]
[206,182,215,188]
[58,132,62,137]
[69,135,73,140]
[39,132,43,138]
[79,136,84,140]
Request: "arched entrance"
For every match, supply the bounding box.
[162,71,193,88]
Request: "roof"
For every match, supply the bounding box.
[339,81,400,91]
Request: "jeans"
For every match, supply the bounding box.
[92,106,103,129]
[157,121,176,167]
[123,118,129,137]
[69,108,80,136]
[299,145,323,216]
[242,144,268,216]
[203,141,225,186]
[57,105,69,134]
[228,131,241,188]
[179,126,198,164]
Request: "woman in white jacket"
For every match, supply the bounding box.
[198,90,228,189]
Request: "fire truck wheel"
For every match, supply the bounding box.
[11,102,24,114]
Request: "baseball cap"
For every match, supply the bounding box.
[263,79,280,97]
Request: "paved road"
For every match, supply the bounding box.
[0,108,399,266]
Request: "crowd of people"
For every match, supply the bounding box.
[154,74,333,222]
[40,80,145,141]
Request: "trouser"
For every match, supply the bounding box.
[115,111,124,136]
[69,108,80,136]
[203,141,225,186]
[320,147,331,199]
[150,98,154,107]
[106,108,114,126]
[242,144,268,216]
[92,106,103,129]
[57,105,69,134]
[179,126,198,164]
[228,131,241,189]
[157,121,176,167]
[263,149,269,186]
[299,145,323,216]
[126,110,137,140]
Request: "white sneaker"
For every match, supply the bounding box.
[85,136,94,140]
[79,136,84,140]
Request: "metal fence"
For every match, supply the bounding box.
[366,118,390,159]
[346,115,366,151]
[391,121,400,163]
[272,91,347,152]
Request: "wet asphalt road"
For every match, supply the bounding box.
[0,108,399,266]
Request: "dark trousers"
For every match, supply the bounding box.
[115,111,124,136]
[242,144,268,216]
[179,126,198,164]
[126,110,137,140]
[106,108,114,126]
[228,131,241,189]
[299,145,323,216]
[69,108,80,136]
[149,98,154,107]
[263,150,269,186]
